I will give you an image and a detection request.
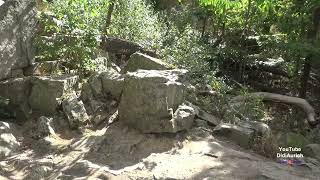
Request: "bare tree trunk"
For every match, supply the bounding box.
[104,0,115,35]
[299,56,311,98]
[299,7,320,98]
[231,92,317,125]
[201,15,207,39]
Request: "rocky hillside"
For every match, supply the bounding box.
[1,1,320,180]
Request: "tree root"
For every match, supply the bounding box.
[230,92,318,125]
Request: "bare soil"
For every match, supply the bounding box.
[1,119,320,180]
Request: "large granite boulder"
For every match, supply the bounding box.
[0,77,31,120]
[119,69,193,133]
[28,75,78,114]
[101,70,124,100]
[82,69,124,101]
[81,69,124,115]
[0,0,37,80]
[121,52,169,73]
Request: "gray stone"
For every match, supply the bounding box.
[213,123,255,148]
[307,128,320,144]
[62,92,89,129]
[194,119,209,127]
[36,116,56,137]
[80,82,94,103]
[0,121,20,158]
[119,69,189,133]
[121,52,169,73]
[87,72,104,99]
[0,0,37,80]
[29,75,78,114]
[81,69,124,114]
[25,164,52,180]
[92,108,118,125]
[303,144,320,161]
[238,121,272,138]
[170,104,195,132]
[188,102,220,126]
[62,160,98,177]
[100,69,124,100]
[0,77,32,120]
[23,61,59,76]
[10,69,24,78]
[0,77,31,105]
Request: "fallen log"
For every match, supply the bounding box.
[230,92,318,125]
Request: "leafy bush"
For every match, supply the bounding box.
[36,0,165,76]
[160,24,214,83]
[35,0,109,76]
[108,0,164,51]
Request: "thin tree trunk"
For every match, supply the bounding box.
[299,7,320,98]
[201,16,207,39]
[104,0,115,35]
[299,56,311,98]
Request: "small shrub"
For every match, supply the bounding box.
[109,0,164,51]
[35,0,109,77]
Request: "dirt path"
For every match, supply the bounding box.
[1,121,320,180]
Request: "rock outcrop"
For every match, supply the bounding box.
[81,69,124,120]
[119,69,194,133]
[0,77,31,120]
[24,61,59,76]
[62,92,89,129]
[213,123,255,148]
[212,121,272,148]
[29,75,78,114]
[121,52,169,73]
[0,0,37,80]
[100,70,125,100]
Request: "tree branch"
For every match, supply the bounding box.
[231,92,317,125]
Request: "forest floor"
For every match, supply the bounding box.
[1,119,320,180]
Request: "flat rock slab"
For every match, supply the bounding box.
[213,123,255,148]
[119,69,191,133]
[29,75,78,114]
[121,52,170,73]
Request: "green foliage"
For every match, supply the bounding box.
[226,90,266,123]
[108,0,164,51]
[35,0,109,75]
[161,25,213,83]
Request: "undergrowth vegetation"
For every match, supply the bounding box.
[35,0,320,135]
